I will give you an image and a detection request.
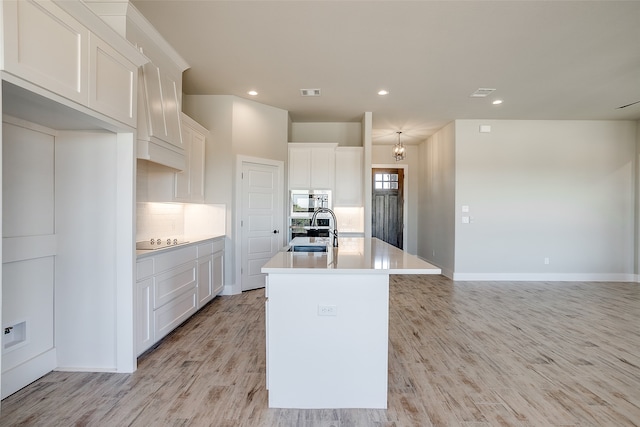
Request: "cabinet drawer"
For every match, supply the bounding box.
[154,245,198,273]
[136,258,154,280]
[154,288,197,341]
[154,261,197,309]
[197,239,224,258]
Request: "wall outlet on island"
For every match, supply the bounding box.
[318,305,337,316]
[544,257,550,265]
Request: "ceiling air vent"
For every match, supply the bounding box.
[300,88,321,97]
[470,88,496,98]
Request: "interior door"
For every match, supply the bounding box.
[372,168,404,249]
[241,161,282,291]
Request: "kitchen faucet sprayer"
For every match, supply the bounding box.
[311,207,339,247]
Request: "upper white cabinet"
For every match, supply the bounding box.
[88,34,137,127]
[288,143,337,190]
[174,113,207,203]
[334,147,364,207]
[2,0,89,105]
[1,0,143,127]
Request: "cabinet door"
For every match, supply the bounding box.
[88,34,137,127]
[3,0,89,104]
[189,131,206,202]
[174,125,192,201]
[334,148,363,206]
[197,255,213,307]
[136,277,154,356]
[310,147,335,189]
[288,147,311,189]
[212,250,224,296]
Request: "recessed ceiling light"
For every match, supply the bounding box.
[492,99,503,105]
[247,90,258,96]
[470,88,496,97]
[378,90,389,96]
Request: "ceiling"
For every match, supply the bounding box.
[131,0,640,145]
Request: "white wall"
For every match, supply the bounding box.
[291,122,362,146]
[183,95,289,292]
[371,145,420,255]
[418,122,456,277]
[453,120,637,280]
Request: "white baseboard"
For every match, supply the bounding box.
[1,348,56,399]
[221,283,241,295]
[452,272,638,282]
[54,366,117,373]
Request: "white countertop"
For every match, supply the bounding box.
[261,237,441,275]
[136,234,224,258]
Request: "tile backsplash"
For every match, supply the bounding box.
[137,202,226,241]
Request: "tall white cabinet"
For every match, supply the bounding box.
[334,147,364,207]
[174,113,207,203]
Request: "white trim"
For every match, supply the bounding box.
[233,155,285,295]
[452,272,638,282]
[1,348,57,399]
[371,163,409,251]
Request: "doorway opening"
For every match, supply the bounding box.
[372,168,404,249]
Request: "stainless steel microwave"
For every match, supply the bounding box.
[290,190,331,215]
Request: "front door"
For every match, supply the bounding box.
[372,168,404,249]
[241,161,282,291]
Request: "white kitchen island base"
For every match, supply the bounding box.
[267,273,389,409]
[263,237,442,409]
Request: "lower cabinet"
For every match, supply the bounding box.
[135,237,224,356]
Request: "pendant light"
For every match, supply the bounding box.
[392,131,406,161]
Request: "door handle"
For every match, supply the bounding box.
[273,230,280,234]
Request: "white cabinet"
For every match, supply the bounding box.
[2,0,140,127]
[135,276,154,354]
[135,245,198,355]
[174,114,208,203]
[334,147,364,207]
[3,0,89,105]
[288,143,337,189]
[135,238,224,356]
[88,34,137,127]
[196,239,224,308]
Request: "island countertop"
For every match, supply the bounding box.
[261,237,441,275]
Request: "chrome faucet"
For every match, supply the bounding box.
[311,207,339,247]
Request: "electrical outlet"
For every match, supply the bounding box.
[544,257,550,265]
[318,305,337,316]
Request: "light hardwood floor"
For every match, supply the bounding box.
[2,275,639,426]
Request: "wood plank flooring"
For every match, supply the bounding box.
[2,275,640,426]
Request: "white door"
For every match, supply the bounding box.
[241,162,282,291]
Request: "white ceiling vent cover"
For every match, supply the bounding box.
[470,88,496,98]
[300,88,321,97]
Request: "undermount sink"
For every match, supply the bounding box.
[288,245,328,253]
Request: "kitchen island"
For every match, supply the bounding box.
[261,237,441,409]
